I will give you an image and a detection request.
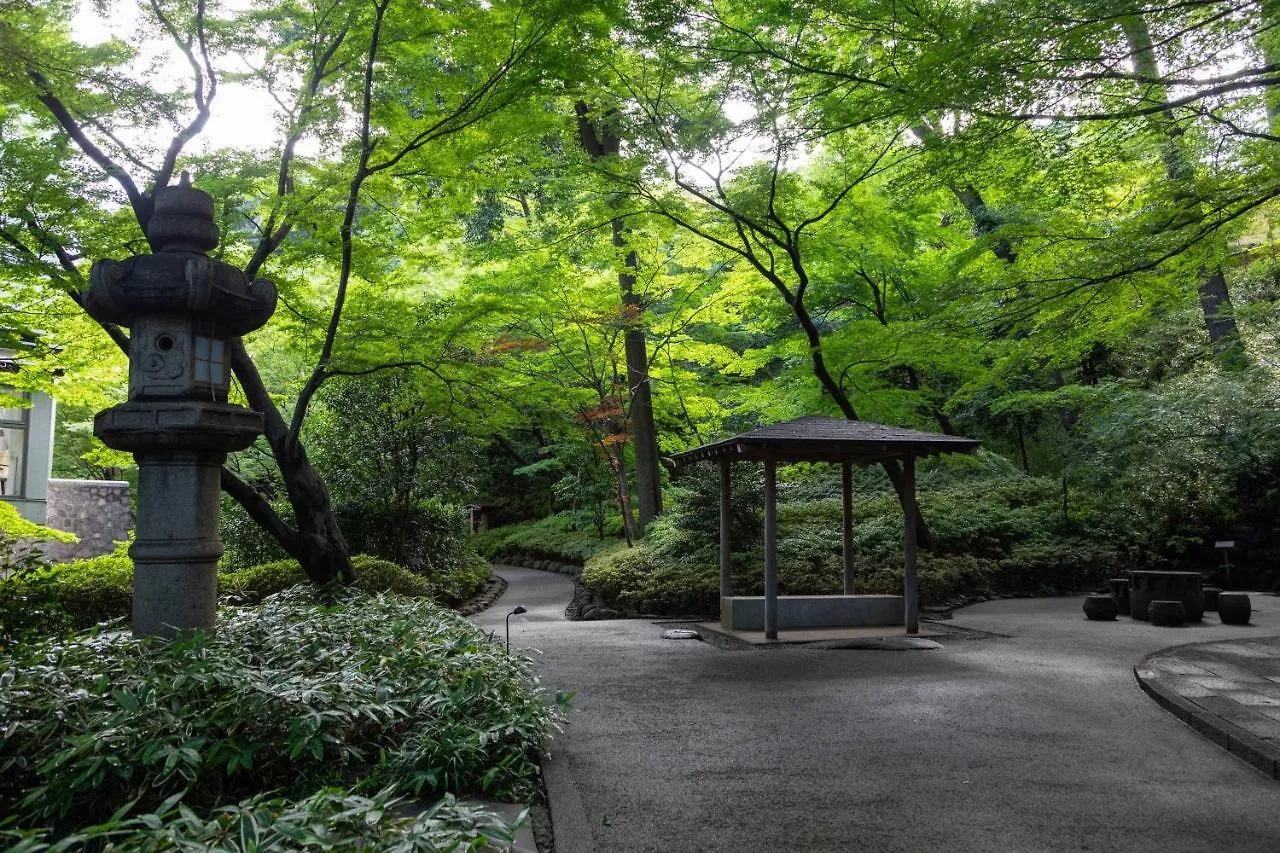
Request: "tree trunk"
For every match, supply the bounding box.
[1261,0,1280,132]
[231,339,354,585]
[905,366,956,435]
[1016,418,1030,474]
[791,298,935,549]
[912,122,1016,263]
[1121,13,1246,367]
[613,443,638,546]
[614,222,664,532]
[577,101,662,533]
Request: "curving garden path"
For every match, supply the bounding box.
[477,567,1280,853]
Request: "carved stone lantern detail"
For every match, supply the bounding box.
[84,174,277,637]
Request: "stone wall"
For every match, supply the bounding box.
[40,479,132,562]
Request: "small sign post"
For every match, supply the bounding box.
[1215,540,1234,586]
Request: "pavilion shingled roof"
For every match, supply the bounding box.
[670,415,980,466]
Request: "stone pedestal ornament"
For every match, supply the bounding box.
[84,174,277,638]
[1202,586,1221,612]
[1148,599,1186,627]
[1217,592,1251,626]
[1083,593,1119,621]
[1107,577,1130,615]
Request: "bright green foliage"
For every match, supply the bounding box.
[7,0,1280,587]
[470,511,624,565]
[0,503,75,542]
[0,587,564,846]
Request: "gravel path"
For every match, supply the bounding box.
[484,567,1280,853]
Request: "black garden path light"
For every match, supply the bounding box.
[506,605,527,653]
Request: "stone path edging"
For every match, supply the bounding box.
[1134,637,1280,780]
[457,575,509,617]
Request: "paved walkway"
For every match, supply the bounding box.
[1136,637,1280,779]
[480,568,1280,853]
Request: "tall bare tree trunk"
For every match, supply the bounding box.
[1121,13,1246,367]
[576,101,663,532]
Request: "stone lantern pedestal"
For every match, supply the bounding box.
[84,175,276,638]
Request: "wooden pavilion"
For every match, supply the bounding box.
[670,416,980,639]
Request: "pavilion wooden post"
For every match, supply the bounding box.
[902,455,919,634]
[841,462,855,594]
[719,457,732,598]
[763,459,779,640]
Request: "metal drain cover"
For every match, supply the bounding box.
[661,629,703,640]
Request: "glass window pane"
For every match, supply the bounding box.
[195,336,210,359]
[0,389,29,425]
[0,425,25,497]
[194,360,210,382]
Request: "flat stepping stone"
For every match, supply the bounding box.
[806,637,942,651]
[661,629,703,640]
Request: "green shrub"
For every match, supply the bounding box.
[221,554,487,605]
[581,544,656,605]
[1,788,518,852]
[338,497,470,577]
[581,545,720,615]
[579,466,1124,615]
[646,464,763,567]
[0,501,77,542]
[218,495,290,570]
[472,511,622,564]
[0,553,134,644]
[0,508,82,647]
[0,587,566,844]
[3,550,491,647]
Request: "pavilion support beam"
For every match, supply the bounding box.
[903,455,919,634]
[842,462,855,594]
[764,459,778,641]
[719,457,732,598]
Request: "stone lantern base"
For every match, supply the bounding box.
[96,399,264,638]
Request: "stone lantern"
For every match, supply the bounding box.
[84,174,277,637]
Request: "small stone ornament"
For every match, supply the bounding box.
[1148,600,1186,627]
[1217,593,1251,626]
[1083,593,1119,621]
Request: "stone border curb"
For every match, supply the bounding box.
[1134,641,1280,781]
[540,752,593,853]
[457,575,509,616]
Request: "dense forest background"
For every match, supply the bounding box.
[5,0,1280,597]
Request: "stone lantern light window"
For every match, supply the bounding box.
[193,335,227,386]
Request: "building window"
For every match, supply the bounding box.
[0,393,29,498]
